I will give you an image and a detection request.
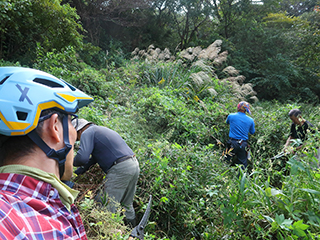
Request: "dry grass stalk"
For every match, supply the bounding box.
[223,66,239,76]
[250,96,259,103]
[190,72,204,87]
[198,40,222,60]
[192,60,214,73]
[129,41,259,103]
[180,49,195,61]
[207,87,218,96]
[223,77,237,83]
[197,71,211,84]
[213,51,228,66]
[235,75,246,84]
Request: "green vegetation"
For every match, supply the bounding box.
[0,0,83,63]
[1,0,320,102]
[3,48,319,239]
[75,58,319,239]
[1,0,320,239]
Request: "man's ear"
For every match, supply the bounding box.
[45,113,62,144]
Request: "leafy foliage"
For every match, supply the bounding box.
[0,0,83,64]
[2,1,320,237]
[280,0,319,16]
[2,0,320,103]
[51,54,318,239]
[230,11,320,102]
[33,46,109,98]
[2,40,320,239]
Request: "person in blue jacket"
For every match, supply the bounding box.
[225,101,255,169]
[72,119,140,227]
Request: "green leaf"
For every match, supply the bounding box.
[275,214,293,230]
[271,221,279,230]
[265,187,272,197]
[160,197,169,203]
[271,188,283,196]
[300,188,320,195]
[289,220,309,237]
[263,215,274,223]
[240,172,246,195]
[275,213,285,223]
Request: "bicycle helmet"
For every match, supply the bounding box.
[0,67,93,135]
[0,67,94,177]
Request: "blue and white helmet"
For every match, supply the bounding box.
[0,67,94,178]
[0,67,93,136]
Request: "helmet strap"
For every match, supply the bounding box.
[27,115,72,178]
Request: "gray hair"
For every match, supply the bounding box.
[288,109,301,117]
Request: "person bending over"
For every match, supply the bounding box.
[285,109,315,152]
[73,119,140,227]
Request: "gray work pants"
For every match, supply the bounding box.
[96,156,140,220]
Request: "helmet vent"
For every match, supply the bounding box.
[33,78,64,88]
[16,111,28,121]
[61,79,76,91]
[0,76,10,85]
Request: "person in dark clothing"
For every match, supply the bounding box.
[72,119,140,227]
[285,109,315,153]
[225,101,255,169]
[284,109,320,168]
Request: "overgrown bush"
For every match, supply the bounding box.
[68,58,320,239]
[2,53,320,239]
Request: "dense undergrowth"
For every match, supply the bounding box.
[1,49,319,239]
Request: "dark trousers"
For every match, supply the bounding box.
[225,139,248,169]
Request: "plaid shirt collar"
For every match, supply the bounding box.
[0,164,79,210]
[0,173,87,239]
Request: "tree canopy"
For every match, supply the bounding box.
[1,0,320,102]
[0,0,83,63]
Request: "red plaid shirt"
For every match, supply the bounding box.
[0,173,87,239]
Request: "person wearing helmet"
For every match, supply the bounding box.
[0,67,93,239]
[72,118,140,228]
[224,101,255,170]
